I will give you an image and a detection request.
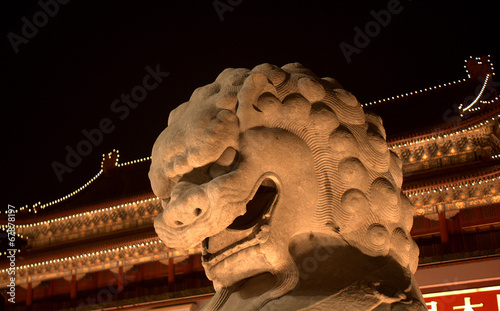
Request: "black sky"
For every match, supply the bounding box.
[3,0,499,208]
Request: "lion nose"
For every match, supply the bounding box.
[165,205,204,227]
[162,183,209,227]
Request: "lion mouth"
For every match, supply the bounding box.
[202,178,278,265]
[228,178,277,230]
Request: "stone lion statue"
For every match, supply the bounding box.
[149,63,426,310]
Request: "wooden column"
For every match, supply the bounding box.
[491,225,497,249]
[94,271,99,291]
[137,264,144,282]
[70,274,77,299]
[438,211,449,243]
[118,265,124,291]
[48,279,55,297]
[46,280,54,310]
[168,257,175,292]
[187,255,194,273]
[26,281,33,307]
[138,264,144,297]
[186,255,194,289]
[476,227,481,250]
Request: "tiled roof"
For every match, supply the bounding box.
[402,159,500,191]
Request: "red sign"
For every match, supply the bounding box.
[423,286,500,311]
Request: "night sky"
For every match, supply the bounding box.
[3,0,499,209]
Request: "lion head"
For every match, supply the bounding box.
[149,63,422,309]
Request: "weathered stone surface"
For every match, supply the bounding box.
[149,63,426,310]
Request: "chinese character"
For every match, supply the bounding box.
[426,301,438,311]
[453,297,484,311]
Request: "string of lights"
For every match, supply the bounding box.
[0,230,29,240]
[460,74,490,112]
[480,96,498,104]
[389,114,499,149]
[361,78,467,108]
[405,175,498,198]
[9,150,152,215]
[362,55,495,108]
[467,106,482,113]
[16,169,103,214]
[7,197,160,229]
[117,156,151,167]
[1,249,21,257]
[0,239,165,273]
[0,240,202,274]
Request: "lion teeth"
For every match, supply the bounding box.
[204,235,261,267]
[256,225,270,242]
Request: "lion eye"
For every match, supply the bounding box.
[216,147,237,166]
[209,147,238,178]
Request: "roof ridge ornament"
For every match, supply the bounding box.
[101,149,120,174]
[465,55,495,80]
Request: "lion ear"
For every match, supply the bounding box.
[168,104,188,127]
[321,77,344,90]
[236,72,277,132]
[251,63,287,86]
